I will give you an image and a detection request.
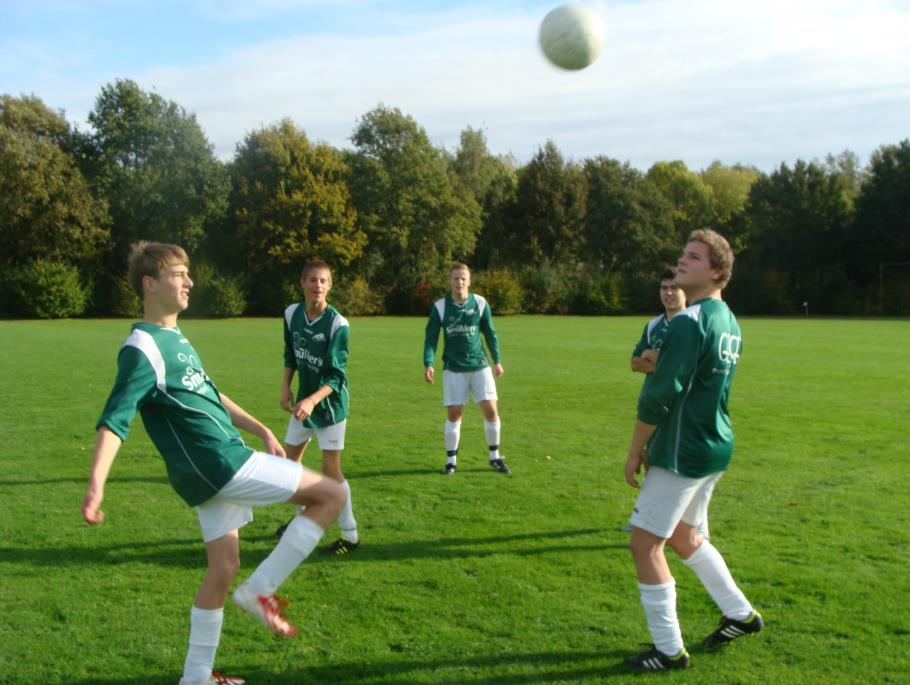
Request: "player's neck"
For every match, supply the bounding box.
[451,291,469,305]
[665,307,682,320]
[142,302,180,328]
[683,283,722,303]
[306,300,328,319]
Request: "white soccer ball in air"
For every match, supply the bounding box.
[538,3,606,71]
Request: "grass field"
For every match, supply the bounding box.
[1,316,908,685]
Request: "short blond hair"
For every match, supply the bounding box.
[127,241,189,297]
[688,229,734,288]
[450,261,470,274]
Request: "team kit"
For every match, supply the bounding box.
[82,230,760,683]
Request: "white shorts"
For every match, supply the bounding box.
[285,418,346,451]
[443,368,498,407]
[196,451,302,542]
[630,466,723,539]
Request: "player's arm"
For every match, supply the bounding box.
[220,392,285,457]
[423,305,442,383]
[83,345,152,525]
[280,315,297,411]
[624,420,657,489]
[480,300,503,376]
[82,427,122,525]
[630,324,653,373]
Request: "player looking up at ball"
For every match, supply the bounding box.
[619,266,687,532]
[623,230,762,672]
[82,242,345,685]
[424,262,509,475]
[276,259,359,555]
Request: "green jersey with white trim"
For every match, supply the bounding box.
[283,302,350,428]
[97,323,254,506]
[637,298,742,478]
[632,314,671,358]
[423,293,501,372]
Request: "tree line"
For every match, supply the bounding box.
[1,80,908,318]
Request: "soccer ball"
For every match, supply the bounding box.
[538,3,605,71]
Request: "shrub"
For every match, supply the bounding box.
[331,276,384,316]
[569,270,626,315]
[109,276,141,318]
[472,268,523,315]
[5,259,90,318]
[188,262,247,318]
[520,264,575,314]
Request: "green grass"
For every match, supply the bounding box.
[1,316,908,684]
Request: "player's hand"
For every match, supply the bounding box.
[82,487,105,525]
[280,386,294,412]
[293,398,315,421]
[624,451,645,489]
[639,446,650,471]
[424,366,435,384]
[493,363,504,378]
[263,431,286,458]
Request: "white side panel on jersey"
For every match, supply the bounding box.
[434,299,446,321]
[124,329,166,392]
[646,314,664,345]
[330,313,349,340]
[284,302,301,329]
[475,294,487,317]
[680,303,702,322]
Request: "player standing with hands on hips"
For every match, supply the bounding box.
[424,262,510,475]
[623,230,763,672]
[82,242,345,685]
[277,259,360,555]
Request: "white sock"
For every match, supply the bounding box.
[338,480,358,543]
[682,540,753,620]
[484,419,501,460]
[245,515,324,596]
[638,581,685,656]
[444,420,461,457]
[182,606,223,684]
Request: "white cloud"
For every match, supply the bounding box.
[6,0,909,170]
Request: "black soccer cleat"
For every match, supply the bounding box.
[626,644,691,671]
[489,458,511,474]
[442,462,457,475]
[703,611,764,647]
[320,537,361,555]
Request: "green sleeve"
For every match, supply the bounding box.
[322,323,349,394]
[480,303,502,364]
[632,323,649,357]
[283,315,295,370]
[637,315,700,425]
[423,307,441,367]
[96,345,157,441]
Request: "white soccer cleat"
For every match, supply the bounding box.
[232,583,298,637]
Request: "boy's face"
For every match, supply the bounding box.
[301,267,332,306]
[145,262,192,312]
[449,268,470,298]
[660,278,685,312]
[676,241,720,291]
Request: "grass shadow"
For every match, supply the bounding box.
[61,649,633,685]
[0,528,623,569]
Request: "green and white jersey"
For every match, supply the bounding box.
[97,323,254,507]
[637,298,742,478]
[632,314,671,358]
[423,293,501,372]
[283,302,350,428]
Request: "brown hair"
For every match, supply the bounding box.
[659,266,677,282]
[127,241,189,297]
[688,229,734,288]
[301,259,332,281]
[450,261,471,274]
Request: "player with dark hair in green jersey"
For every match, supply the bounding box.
[623,230,763,672]
[620,266,687,532]
[276,260,359,555]
[82,242,346,685]
[424,262,509,475]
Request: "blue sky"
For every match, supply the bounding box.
[3,0,909,171]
